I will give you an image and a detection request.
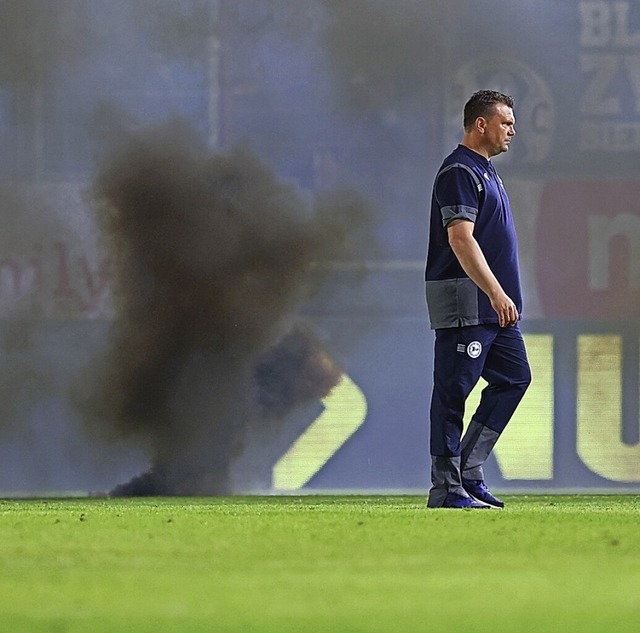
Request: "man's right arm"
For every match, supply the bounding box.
[447,219,518,327]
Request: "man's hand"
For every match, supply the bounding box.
[488,290,519,327]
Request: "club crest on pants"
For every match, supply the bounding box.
[467,341,482,359]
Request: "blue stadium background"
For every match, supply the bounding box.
[0,0,639,493]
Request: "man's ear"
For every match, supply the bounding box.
[476,117,487,134]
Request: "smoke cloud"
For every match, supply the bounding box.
[82,118,371,495]
[0,0,396,494]
[0,0,88,85]
[317,0,434,115]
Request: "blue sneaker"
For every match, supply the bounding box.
[462,479,504,508]
[441,492,491,509]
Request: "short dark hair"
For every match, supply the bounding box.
[463,90,514,130]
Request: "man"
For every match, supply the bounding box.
[425,90,531,509]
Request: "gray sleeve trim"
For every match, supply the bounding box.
[434,163,483,228]
[441,204,477,227]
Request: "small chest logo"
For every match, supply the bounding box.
[467,341,483,359]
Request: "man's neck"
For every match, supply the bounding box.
[460,137,490,160]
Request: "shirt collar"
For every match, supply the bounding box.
[457,144,491,167]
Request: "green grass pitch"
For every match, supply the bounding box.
[0,495,639,632]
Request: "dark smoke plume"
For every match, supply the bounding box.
[85,118,371,495]
[254,322,343,420]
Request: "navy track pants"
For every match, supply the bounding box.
[428,323,531,504]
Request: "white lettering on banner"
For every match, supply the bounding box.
[272,374,367,490]
[588,213,640,290]
[272,331,640,488]
[580,54,640,115]
[623,53,640,113]
[577,335,640,482]
[581,1,612,46]
[580,54,620,114]
[464,334,554,481]
[579,120,640,150]
[580,1,640,47]
[466,332,640,483]
[579,2,640,150]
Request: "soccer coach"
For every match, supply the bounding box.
[424,90,532,509]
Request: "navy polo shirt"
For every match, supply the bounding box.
[425,144,523,329]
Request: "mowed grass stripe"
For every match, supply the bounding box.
[0,496,638,632]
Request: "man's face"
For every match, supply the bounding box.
[482,103,516,157]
